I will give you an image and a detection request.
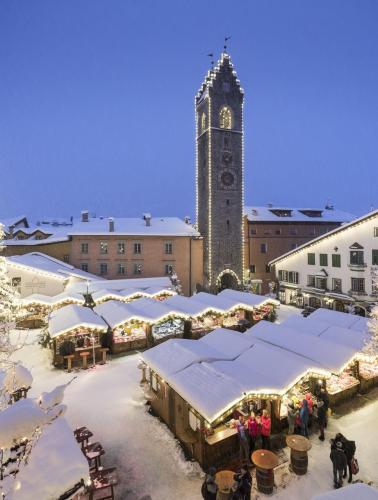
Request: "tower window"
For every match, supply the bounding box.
[226,220,230,232]
[226,199,230,206]
[219,106,232,129]
[201,112,206,132]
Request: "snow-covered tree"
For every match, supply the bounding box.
[0,224,23,363]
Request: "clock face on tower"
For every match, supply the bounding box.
[221,171,234,186]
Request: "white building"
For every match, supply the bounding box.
[6,252,101,297]
[270,209,378,315]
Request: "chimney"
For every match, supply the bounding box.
[143,213,151,227]
[81,210,89,223]
[184,215,191,224]
[109,217,115,232]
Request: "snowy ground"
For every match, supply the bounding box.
[10,326,378,500]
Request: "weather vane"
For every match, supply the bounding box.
[207,53,214,69]
[224,36,231,52]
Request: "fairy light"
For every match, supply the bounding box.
[208,95,213,286]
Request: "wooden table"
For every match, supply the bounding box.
[79,351,90,369]
[89,467,118,500]
[286,434,312,475]
[252,449,278,495]
[215,470,235,500]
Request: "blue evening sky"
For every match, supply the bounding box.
[1,0,377,220]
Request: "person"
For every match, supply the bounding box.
[320,387,330,428]
[247,413,259,454]
[287,402,297,435]
[335,433,356,483]
[330,439,347,488]
[236,416,250,464]
[232,466,252,500]
[260,409,271,450]
[305,393,314,427]
[300,399,310,438]
[201,466,217,500]
[317,398,327,441]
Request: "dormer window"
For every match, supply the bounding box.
[269,209,292,218]
[299,210,323,218]
[219,106,232,129]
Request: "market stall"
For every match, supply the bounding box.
[19,291,85,328]
[48,304,108,368]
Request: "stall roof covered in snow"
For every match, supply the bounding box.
[20,291,85,307]
[67,276,173,294]
[91,284,176,304]
[246,321,356,373]
[141,334,238,380]
[7,417,89,500]
[143,318,366,422]
[245,206,355,223]
[218,288,280,308]
[6,252,100,281]
[307,308,362,329]
[312,483,378,500]
[49,304,108,337]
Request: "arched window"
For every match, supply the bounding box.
[201,112,206,132]
[219,106,232,129]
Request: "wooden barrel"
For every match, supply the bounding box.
[291,449,308,475]
[256,467,274,495]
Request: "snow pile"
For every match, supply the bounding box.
[2,363,33,392]
[39,379,75,410]
[7,417,89,500]
[0,399,48,448]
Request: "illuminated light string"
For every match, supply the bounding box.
[208,95,213,286]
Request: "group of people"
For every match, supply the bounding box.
[286,387,329,441]
[236,409,271,463]
[201,466,252,500]
[329,433,357,489]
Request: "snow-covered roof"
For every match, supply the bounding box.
[218,289,280,308]
[141,334,237,381]
[245,206,355,223]
[49,304,108,338]
[142,316,368,422]
[91,285,176,304]
[246,321,356,373]
[66,216,200,237]
[7,417,89,500]
[312,483,378,500]
[164,295,211,316]
[0,215,28,232]
[6,252,100,281]
[270,209,378,265]
[307,309,362,329]
[20,291,85,307]
[67,276,173,294]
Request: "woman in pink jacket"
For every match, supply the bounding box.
[260,409,271,450]
[247,413,259,454]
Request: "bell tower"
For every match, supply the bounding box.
[195,53,244,291]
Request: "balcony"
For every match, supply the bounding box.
[348,262,367,271]
[348,289,367,297]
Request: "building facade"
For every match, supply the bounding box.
[1,213,203,296]
[245,206,355,294]
[270,209,378,315]
[196,53,244,291]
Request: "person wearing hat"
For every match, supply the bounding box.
[201,466,217,500]
[330,439,347,488]
[287,402,298,435]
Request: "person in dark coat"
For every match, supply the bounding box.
[320,387,329,427]
[317,399,327,441]
[335,433,356,483]
[300,399,310,438]
[330,439,347,488]
[232,466,252,500]
[201,466,217,500]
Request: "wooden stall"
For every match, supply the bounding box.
[49,304,108,368]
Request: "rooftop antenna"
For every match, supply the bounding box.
[207,53,214,69]
[224,36,231,53]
